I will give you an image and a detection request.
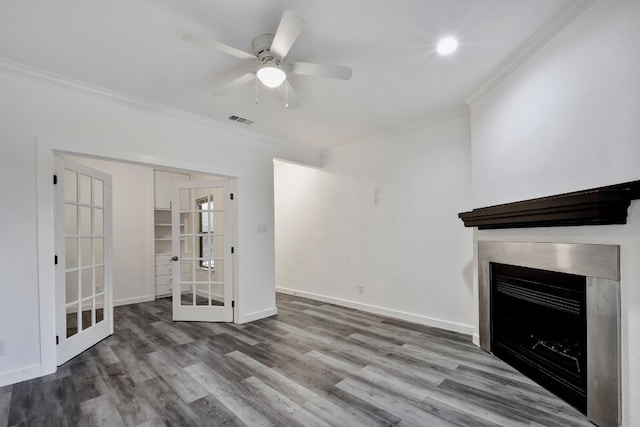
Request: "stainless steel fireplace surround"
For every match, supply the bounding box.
[478,241,620,427]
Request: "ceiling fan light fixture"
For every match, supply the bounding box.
[257,65,286,88]
[436,36,458,55]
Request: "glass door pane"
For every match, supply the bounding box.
[64,168,106,337]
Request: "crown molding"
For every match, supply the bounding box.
[0,57,322,162]
[328,104,470,155]
[465,0,595,106]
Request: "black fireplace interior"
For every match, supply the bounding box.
[490,263,587,413]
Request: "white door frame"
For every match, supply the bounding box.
[36,138,241,378]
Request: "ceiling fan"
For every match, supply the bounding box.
[183,10,353,109]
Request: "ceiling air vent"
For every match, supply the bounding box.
[228,115,254,125]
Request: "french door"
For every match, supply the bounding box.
[56,157,113,365]
[171,180,234,322]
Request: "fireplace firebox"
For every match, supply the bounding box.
[491,263,587,413]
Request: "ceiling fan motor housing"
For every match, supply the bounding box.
[252,34,287,68]
[252,34,274,55]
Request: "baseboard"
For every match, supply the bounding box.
[0,363,47,388]
[276,286,474,335]
[239,307,278,324]
[114,295,154,307]
[472,333,480,347]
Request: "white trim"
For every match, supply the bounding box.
[0,58,321,165]
[42,138,243,179]
[146,168,156,303]
[36,139,58,381]
[230,178,239,324]
[0,364,42,388]
[472,333,480,346]
[465,0,595,106]
[276,287,474,335]
[239,307,278,324]
[114,295,154,307]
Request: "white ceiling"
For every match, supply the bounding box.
[0,0,581,151]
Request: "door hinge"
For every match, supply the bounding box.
[54,255,58,265]
[231,246,235,254]
[230,193,234,200]
[53,174,58,185]
[56,335,59,345]
[232,300,235,308]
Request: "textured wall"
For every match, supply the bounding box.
[471,0,640,206]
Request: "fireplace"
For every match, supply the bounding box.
[491,263,587,412]
[478,241,620,427]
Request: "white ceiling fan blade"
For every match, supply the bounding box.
[213,72,255,95]
[276,80,301,109]
[183,33,255,60]
[270,10,305,58]
[291,62,353,80]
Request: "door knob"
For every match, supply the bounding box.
[171,256,179,261]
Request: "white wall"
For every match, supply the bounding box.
[0,67,321,386]
[67,156,155,306]
[275,113,474,333]
[469,1,640,424]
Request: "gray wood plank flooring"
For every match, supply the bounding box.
[2,293,591,426]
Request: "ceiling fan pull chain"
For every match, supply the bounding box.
[255,75,259,104]
[285,81,289,109]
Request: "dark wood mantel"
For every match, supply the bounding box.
[458,180,640,229]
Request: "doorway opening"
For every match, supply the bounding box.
[49,150,238,366]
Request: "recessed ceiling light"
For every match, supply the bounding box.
[436,36,458,55]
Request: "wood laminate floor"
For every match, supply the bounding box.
[0,293,591,426]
